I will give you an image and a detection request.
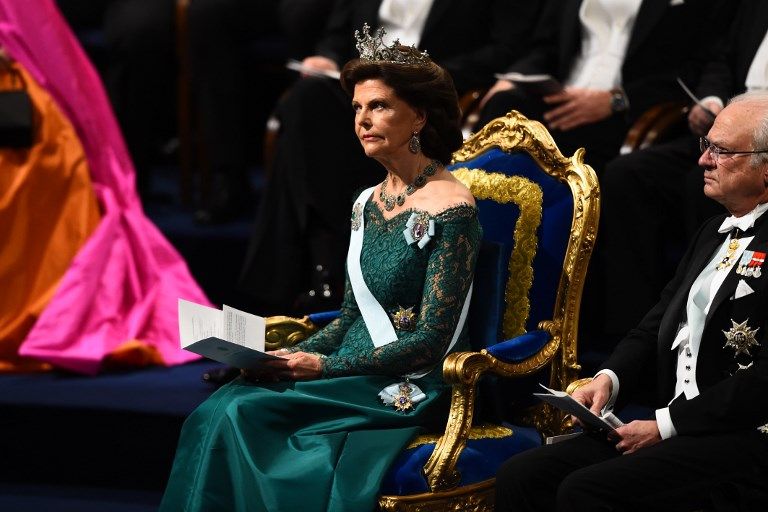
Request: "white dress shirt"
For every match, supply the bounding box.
[599,202,768,439]
[378,0,434,47]
[702,28,768,109]
[745,30,768,92]
[566,0,642,90]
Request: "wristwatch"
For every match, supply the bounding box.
[610,88,629,113]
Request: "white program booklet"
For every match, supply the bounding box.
[286,59,341,80]
[533,384,624,434]
[178,299,281,368]
[494,72,563,96]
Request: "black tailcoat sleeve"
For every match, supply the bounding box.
[695,0,768,101]
[503,0,731,124]
[313,0,547,93]
[601,213,768,435]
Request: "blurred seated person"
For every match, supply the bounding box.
[476,0,728,177]
[597,0,759,340]
[0,0,207,374]
[56,0,178,199]
[237,0,547,316]
[496,91,768,512]
[57,0,328,222]
[278,0,335,59]
[159,29,480,512]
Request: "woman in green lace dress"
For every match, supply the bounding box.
[159,26,481,512]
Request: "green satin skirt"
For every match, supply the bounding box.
[159,375,446,512]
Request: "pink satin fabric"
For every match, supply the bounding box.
[0,0,209,374]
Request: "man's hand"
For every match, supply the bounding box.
[542,87,612,131]
[614,420,661,454]
[570,373,613,428]
[263,351,324,381]
[300,56,339,78]
[688,100,722,136]
[479,79,514,109]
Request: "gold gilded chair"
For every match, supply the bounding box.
[265,110,599,511]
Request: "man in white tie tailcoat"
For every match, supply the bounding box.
[495,91,768,512]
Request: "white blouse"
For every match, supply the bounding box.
[566,0,643,90]
[377,0,434,48]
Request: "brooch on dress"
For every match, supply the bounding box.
[391,305,416,331]
[403,212,434,249]
[378,381,426,412]
[722,319,760,357]
[351,202,363,231]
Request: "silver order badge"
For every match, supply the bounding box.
[722,319,760,357]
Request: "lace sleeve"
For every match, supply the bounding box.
[323,208,481,377]
[290,272,359,355]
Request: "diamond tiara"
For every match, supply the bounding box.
[354,23,431,66]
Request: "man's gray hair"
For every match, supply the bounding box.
[728,91,768,167]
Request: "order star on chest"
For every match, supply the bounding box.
[722,319,761,357]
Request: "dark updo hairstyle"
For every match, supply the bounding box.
[340,54,463,165]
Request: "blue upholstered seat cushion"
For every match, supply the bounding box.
[307,310,340,325]
[486,329,550,362]
[380,425,541,495]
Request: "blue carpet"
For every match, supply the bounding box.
[0,484,162,512]
[0,360,225,493]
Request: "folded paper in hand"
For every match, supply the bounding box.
[178,299,281,368]
[676,77,716,118]
[494,72,563,96]
[533,384,624,433]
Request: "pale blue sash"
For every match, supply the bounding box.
[347,187,472,378]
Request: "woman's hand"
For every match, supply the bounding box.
[240,349,292,383]
[263,351,325,381]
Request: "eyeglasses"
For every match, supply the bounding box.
[699,136,768,164]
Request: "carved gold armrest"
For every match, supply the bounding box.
[264,315,319,351]
[422,351,495,492]
[421,323,573,492]
[422,346,549,492]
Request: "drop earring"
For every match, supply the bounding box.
[408,132,421,154]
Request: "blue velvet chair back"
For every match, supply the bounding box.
[449,149,574,350]
[447,111,599,422]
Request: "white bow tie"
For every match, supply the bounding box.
[718,202,768,234]
[718,213,756,234]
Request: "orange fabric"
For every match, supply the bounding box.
[102,339,166,370]
[0,62,101,372]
